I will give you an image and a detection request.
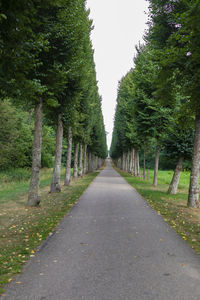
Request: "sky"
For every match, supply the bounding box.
[86,0,149,149]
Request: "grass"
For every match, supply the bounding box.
[115,166,200,256]
[0,168,31,184]
[0,168,64,205]
[0,167,100,294]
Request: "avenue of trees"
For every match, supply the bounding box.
[0,0,107,206]
[110,0,200,208]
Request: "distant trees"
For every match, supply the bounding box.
[0,0,107,206]
[110,45,172,186]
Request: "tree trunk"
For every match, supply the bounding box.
[125,153,128,172]
[50,114,63,193]
[73,143,79,178]
[64,127,72,186]
[137,151,140,177]
[88,151,92,172]
[143,149,146,180]
[188,113,200,208]
[130,151,133,173]
[153,145,161,186]
[120,157,122,169]
[92,154,96,170]
[131,148,135,175]
[134,150,137,176]
[78,144,83,177]
[168,156,183,195]
[83,144,87,174]
[95,156,98,169]
[147,169,150,181]
[28,98,43,206]
[128,151,131,172]
[122,152,125,171]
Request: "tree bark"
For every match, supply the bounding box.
[83,144,87,174]
[50,114,63,193]
[131,148,135,175]
[88,151,92,172]
[73,143,79,178]
[134,150,137,176]
[188,113,200,208]
[119,156,121,169]
[128,151,131,172]
[125,153,128,172]
[137,151,140,177]
[143,148,146,180]
[28,98,43,206]
[168,156,183,195]
[153,145,161,186]
[122,152,125,171]
[78,144,83,177]
[130,151,133,173]
[64,127,72,186]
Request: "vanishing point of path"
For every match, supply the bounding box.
[2,160,200,300]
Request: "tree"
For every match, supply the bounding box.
[147,0,200,207]
[166,128,194,194]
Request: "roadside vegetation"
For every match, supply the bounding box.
[116,166,200,255]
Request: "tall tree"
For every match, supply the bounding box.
[147,0,200,207]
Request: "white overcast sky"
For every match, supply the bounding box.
[86,0,149,149]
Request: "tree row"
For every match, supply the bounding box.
[0,0,107,206]
[110,0,199,208]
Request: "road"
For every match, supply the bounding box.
[1,160,200,299]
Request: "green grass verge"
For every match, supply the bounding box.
[0,171,99,294]
[115,166,200,256]
[0,168,67,205]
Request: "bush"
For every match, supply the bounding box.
[0,100,56,170]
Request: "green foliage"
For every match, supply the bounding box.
[0,0,107,179]
[0,100,56,170]
[41,125,56,168]
[147,0,200,111]
[0,100,32,170]
[111,1,197,176]
[111,45,173,160]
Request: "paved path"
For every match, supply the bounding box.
[2,160,200,299]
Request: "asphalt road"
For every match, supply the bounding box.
[1,160,200,300]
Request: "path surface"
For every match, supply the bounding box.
[2,160,200,300]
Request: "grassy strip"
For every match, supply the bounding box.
[0,171,99,294]
[0,168,31,184]
[115,166,200,255]
[0,168,66,204]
